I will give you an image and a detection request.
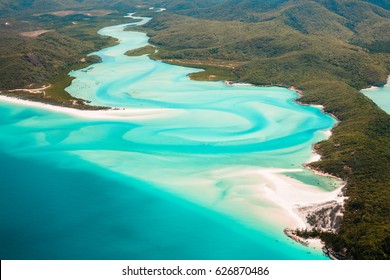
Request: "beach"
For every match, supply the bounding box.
[0,95,183,121]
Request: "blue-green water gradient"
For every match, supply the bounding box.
[0,14,337,259]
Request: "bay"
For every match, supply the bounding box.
[0,14,339,260]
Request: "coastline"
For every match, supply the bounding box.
[282,161,346,259]
[1,80,346,257]
[289,86,341,123]
[285,86,347,257]
[0,83,109,111]
[0,87,346,255]
[130,12,390,260]
[361,76,390,114]
[0,95,182,121]
[1,14,346,258]
[363,86,379,91]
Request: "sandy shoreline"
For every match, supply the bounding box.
[363,86,379,91]
[258,168,344,224]
[0,95,182,121]
[289,86,341,124]
[361,77,390,92]
[287,85,347,254]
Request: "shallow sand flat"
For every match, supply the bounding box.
[0,95,336,221]
[63,15,342,249]
[0,98,333,259]
[0,14,342,259]
[0,95,183,121]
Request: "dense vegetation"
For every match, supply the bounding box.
[125,45,156,56]
[0,14,122,94]
[0,0,167,91]
[0,0,165,108]
[139,0,390,259]
[0,0,163,15]
[1,0,389,259]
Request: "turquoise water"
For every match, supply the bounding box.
[0,14,337,259]
[361,79,390,114]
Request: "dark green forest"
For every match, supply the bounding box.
[0,0,164,91]
[0,0,389,259]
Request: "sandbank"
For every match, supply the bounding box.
[363,86,379,91]
[257,168,344,227]
[0,95,182,121]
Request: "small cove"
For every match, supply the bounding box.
[361,78,390,114]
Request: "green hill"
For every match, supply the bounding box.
[164,0,225,10]
[0,0,162,15]
[0,0,163,91]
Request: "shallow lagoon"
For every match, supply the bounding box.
[361,79,390,114]
[0,15,338,259]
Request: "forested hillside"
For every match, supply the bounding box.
[0,0,162,15]
[0,0,165,91]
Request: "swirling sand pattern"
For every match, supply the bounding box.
[0,15,339,259]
